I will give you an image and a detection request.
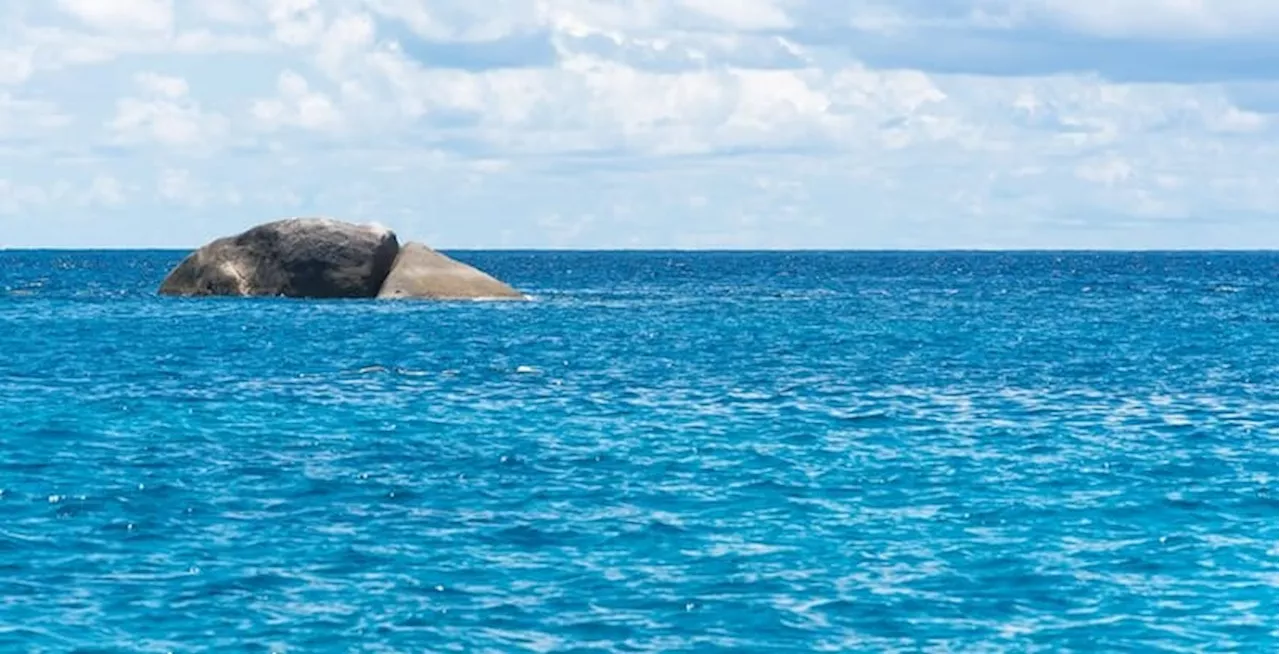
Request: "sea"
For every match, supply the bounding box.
[0,250,1276,653]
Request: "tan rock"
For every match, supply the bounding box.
[377,242,524,300]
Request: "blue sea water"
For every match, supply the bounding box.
[0,250,1277,653]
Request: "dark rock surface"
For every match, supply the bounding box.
[158,218,400,298]
[157,217,525,300]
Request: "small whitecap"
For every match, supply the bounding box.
[516,365,538,374]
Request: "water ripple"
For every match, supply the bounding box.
[0,251,1276,651]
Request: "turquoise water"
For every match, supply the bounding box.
[1,250,1277,652]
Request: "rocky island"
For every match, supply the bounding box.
[157,217,524,300]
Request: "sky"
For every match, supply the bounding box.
[0,0,1276,249]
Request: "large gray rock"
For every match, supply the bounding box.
[377,242,524,300]
[158,217,400,298]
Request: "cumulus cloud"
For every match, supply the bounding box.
[250,70,343,132]
[108,73,230,149]
[57,0,174,33]
[0,0,1274,248]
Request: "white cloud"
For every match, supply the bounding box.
[109,73,230,148]
[287,30,957,157]
[57,0,174,33]
[157,167,211,206]
[268,0,328,46]
[0,94,71,135]
[366,0,789,42]
[680,0,793,30]
[1075,155,1134,186]
[315,12,377,74]
[0,178,58,214]
[136,71,188,98]
[365,0,544,42]
[251,70,343,132]
[0,22,271,82]
[0,0,1272,248]
[1209,107,1269,133]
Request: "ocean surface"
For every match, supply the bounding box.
[0,250,1276,653]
